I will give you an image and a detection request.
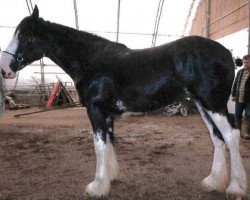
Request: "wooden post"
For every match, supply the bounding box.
[205,0,211,38]
[248,0,250,54]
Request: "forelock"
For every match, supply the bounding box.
[15,16,37,36]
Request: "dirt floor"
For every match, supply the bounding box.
[0,107,249,200]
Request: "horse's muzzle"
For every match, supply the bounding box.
[1,69,16,79]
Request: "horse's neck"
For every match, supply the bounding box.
[43,21,110,78]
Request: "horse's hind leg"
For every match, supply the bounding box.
[207,109,247,197]
[195,101,228,192]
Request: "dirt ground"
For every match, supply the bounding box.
[0,107,249,200]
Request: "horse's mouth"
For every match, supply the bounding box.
[1,69,16,79]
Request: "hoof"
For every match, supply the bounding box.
[226,182,247,199]
[85,179,110,197]
[201,174,228,192]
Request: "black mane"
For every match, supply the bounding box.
[40,18,112,44]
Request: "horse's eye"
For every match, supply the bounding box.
[28,37,35,43]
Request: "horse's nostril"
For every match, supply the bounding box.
[7,72,11,76]
[1,69,6,76]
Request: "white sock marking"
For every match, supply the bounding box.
[195,102,228,192]
[85,130,118,197]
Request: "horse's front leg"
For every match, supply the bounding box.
[105,114,119,181]
[85,104,118,197]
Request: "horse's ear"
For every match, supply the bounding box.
[31,5,39,20]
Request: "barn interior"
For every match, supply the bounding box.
[0,1,250,200]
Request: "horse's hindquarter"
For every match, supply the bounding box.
[171,36,235,111]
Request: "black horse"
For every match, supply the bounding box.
[0,6,247,198]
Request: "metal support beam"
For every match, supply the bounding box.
[182,0,196,36]
[152,0,165,47]
[40,59,45,85]
[116,0,121,42]
[25,0,33,15]
[73,0,79,30]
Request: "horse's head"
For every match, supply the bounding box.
[0,5,45,79]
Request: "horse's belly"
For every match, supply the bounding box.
[115,98,163,113]
[119,82,184,113]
